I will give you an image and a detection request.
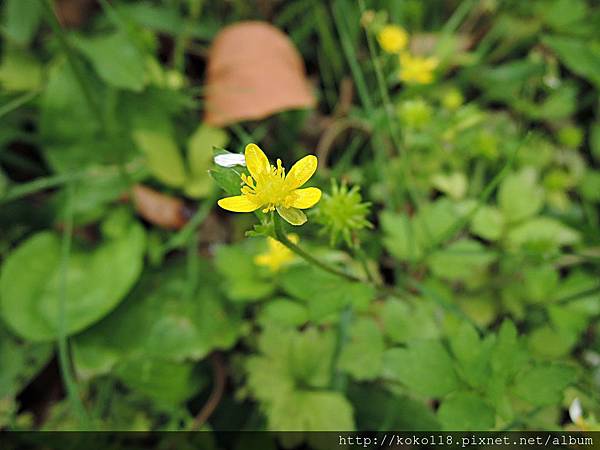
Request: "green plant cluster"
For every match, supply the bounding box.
[0,0,599,441]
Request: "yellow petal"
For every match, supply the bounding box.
[218,195,259,212]
[284,155,317,190]
[290,187,322,209]
[276,206,307,226]
[245,143,270,180]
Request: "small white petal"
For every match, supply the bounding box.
[569,398,583,423]
[214,153,246,167]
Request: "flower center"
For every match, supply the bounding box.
[240,159,295,212]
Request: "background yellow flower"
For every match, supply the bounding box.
[399,52,439,84]
[377,25,409,54]
[255,234,299,272]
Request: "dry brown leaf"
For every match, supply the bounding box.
[204,21,316,126]
[54,0,96,28]
[132,184,188,230]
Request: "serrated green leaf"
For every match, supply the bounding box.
[429,239,495,281]
[382,340,459,397]
[269,390,354,432]
[513,364,577,406]
[338,317,385,381]
[380,299,440,344]
[280,265,375,321]
[527,326,578,359]
[114,356,204,406]
[348,385,441,430]
[437,392,495,431]
[258,299,309,328]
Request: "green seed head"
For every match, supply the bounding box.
[316,180,373,248]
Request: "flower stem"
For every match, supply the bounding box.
[272,213,361,283]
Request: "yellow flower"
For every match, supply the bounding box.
[399,52,439,84]
[255,234,298,272]
[377,25,409,54]
[217,143,322,226]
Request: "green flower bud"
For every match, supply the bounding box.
[316,180,373,248]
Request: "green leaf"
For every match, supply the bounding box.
[379,299,440,344]
[491,320,524,381]
[429,239,495,281]
[73,261,243,377]
[2,0,43,46]
[470,60,545,102]
[132,129,187,188]
[506,217,580,251]
[522,265,559,303]
[209,166,244,196]
[184,124,228,198]
[517,82,577,121]
[381,210,423,261]
[258,299,309,328]
[338,317,385,381]
[0,48,42,92]
[548,304,590,335]
[539,0,587,32]
[513,364,577,406]
[498,168,544,223]
[0,326,52,399]
[450,322,482,366]
[527,326,578,359]
[542,35,600,88]
[245,326,335,412]
[269,390,354,432]
[281,265,375,321]
[382,198,459,261]
[437,392,495,431]
[348,385,441,430]
[214,241,275,302]
[0,221,146,341]
[449,322,494,389]
[382,340,459,397]
[40,60,101,141]
[114,356,204,406]
[431,172,467,200]
[470,206,504,241]
[74,32,147,92]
